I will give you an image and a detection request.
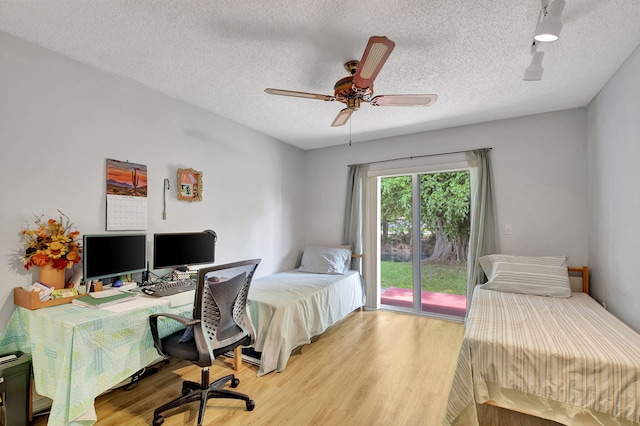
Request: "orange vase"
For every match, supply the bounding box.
[39,263,66,289]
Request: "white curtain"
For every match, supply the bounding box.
[465,149,498,311]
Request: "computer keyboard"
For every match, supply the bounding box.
[142,279,196,297]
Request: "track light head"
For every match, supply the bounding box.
[534,0,565,42]
[523,51,545,81]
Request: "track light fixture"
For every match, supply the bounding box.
[523,43,544,81]
[534,0,565,42]
[523,0,564,81]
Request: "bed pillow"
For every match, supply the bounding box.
[298,245,352,275]
[340,244,354,272]
[479,254,571,298]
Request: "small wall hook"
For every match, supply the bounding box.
[163,178,170,220]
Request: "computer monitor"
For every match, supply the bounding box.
[83,233,147,281]
[153,231,216,270]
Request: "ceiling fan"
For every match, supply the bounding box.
[264,36,438,127]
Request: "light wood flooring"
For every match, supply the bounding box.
[32,310,465,426]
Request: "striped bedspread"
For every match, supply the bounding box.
[445,287,640,425]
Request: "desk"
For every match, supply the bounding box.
[0,295,193,425]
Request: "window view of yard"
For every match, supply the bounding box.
[380,172,470,299]
[380,261,467,295]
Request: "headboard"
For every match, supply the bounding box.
[568,266,589,293]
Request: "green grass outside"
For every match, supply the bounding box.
[380,261,467,295]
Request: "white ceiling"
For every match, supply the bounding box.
[1,1,639,150]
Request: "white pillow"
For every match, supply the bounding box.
[340,244,353,272]
[478,254,571,298]
[298,245,352,275]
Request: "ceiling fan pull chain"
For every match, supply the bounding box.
[349,119,352,146]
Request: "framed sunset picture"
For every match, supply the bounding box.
[106,159,148,197]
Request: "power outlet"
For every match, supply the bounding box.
[505,224,513,235]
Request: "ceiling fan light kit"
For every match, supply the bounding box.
[524,0,565,81]
[264,35,437,127]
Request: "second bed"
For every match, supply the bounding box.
[246,264,365,376]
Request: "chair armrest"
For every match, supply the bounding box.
[149,313,200,356]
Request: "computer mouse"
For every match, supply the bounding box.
[113,279,123,287]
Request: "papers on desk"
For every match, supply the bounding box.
[72,290,137,308]
[101,296,168,312]
[24,282,54,301]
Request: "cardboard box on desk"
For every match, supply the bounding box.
[13,287,82,310]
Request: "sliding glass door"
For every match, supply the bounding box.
[380,175,414,310]
[379,170,470,318]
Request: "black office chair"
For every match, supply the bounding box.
[148,259,261,426]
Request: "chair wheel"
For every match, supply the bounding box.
[246,399,256,411]
[181,383,193,396]
[152,415,164,425]
[231,378,240,388]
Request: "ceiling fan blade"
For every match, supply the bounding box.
[264,88,335,101]
[331,108,354,127]
[370,94,438,107]
[352,36,395,90]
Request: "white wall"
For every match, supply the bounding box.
[587,45,640,332]
[0,32,306,329]
[305,109,589,267]
[3,26,636,336]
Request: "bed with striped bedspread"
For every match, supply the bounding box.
[444,287,640,425]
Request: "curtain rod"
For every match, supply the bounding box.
[347,147,492,167]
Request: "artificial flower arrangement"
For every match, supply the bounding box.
[20,211,82,271]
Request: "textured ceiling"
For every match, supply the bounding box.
[1,1,639,150]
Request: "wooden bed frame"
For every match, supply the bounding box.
[568,266,589,293]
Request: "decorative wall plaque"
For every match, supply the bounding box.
[177,168,202,202]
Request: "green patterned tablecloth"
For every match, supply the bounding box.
[0,297,192,425]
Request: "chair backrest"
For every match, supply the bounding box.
[192,259,260,366]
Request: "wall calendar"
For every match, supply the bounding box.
[106,158,148,230]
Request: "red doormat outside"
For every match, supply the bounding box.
[381,287,466,317]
